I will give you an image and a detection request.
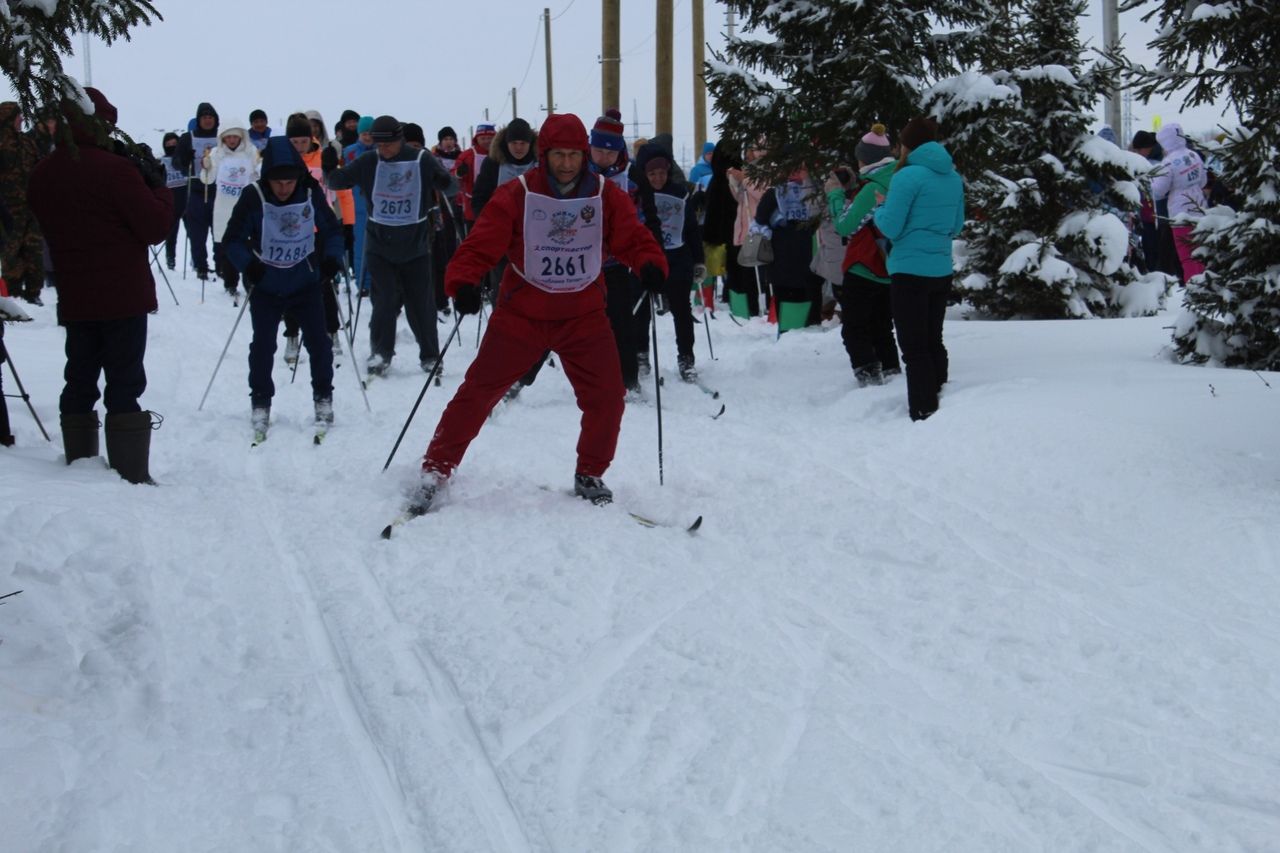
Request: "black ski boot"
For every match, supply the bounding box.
[574,474,613,506]
[104,410,158,484]
[854,361,884,387]
[61,410,100,463]
[677,355,698,383]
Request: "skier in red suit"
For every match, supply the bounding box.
[413,112,668,510]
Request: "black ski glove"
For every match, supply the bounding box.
[640,263,666,295]
[453,284,483,316]
[245,260,266,286]
[321,146,339,173]
[320,256,343,281]
[454,162,468,178]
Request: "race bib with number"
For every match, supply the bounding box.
[370,152,425,225]
[516,176,604,293]
[162,156,186,189]
[255,185,315,269]
[217,158,251,199]
[654,194,686,249]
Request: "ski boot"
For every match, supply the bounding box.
[574,474,613,506]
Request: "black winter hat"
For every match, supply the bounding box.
[1132,130,1158,149]
[438,125,457,143]
[403,122,426,147]
[196,102,218,120]
[370,115,403,142]
[340,109,360,125]
[505,118,535,144]
[249,108,267,123]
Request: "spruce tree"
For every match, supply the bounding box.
[705,0,986,182]
[955,0,1163,318]
[1118,0,1280,368]
[1,1,160,123]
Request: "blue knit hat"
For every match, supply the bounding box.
[589,108,626,152]
[357,115,374,134]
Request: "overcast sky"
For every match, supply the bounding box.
[5,0,1236,166]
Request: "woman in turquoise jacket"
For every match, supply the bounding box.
[873,117,964,421]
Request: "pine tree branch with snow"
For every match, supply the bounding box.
[0,0,160,125]
[705,0,987,183]
[1115,0,1280,367]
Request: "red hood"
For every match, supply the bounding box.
[538,113,589,156]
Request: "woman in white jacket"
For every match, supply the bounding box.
[1151,123,1208,282]
[202,119,260,298]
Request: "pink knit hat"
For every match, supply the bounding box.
[855,122,892,164]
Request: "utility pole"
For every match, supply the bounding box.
[602,0,621,111]
[691,0,707,151]
[1101,0,1122,134]
[656,0,673,136]
[82,32,92,85]
[727,7,736,39]
[544,8,556,115]
[512,88,518,121]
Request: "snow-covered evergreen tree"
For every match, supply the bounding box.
[705,0,986,182]
[1,1,160,126]
[1119,0,1280,368]
[954,0,1164,318]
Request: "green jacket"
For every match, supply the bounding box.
[826,159,896,284]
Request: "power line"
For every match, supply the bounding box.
[550,0,576,20]
[516,14,543,89]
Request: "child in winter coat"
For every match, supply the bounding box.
[202,120,260,298]
[827,124,901,386]
[635,142,703,382]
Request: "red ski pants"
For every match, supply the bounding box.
[422,306,625,479]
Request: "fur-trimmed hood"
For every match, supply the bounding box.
[488,124,539,167]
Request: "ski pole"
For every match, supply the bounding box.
[2,348,51,441]
[330,275,372,413]
[649,292,664,486]
[149,246,180,306]
[198,281,254,411]
[381,313,463,472]
[703,279,716,361]
[475,299,486,347]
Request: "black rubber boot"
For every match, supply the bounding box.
[104,411,156,484]
[61,411,100,463]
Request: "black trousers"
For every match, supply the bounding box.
[213,241,240,293]
[604,264,640,388]
[165,184,188,264]
[838,271,900,372]
[889,273,950,420]
[635,251,695,361]
[365,252,438,364]
[284,278,340,337]
[248,284,332,405]
[727,244,761,317]
[61,314,148,415]
[183,185,215,274]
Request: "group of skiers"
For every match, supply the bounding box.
[0,87,977,496]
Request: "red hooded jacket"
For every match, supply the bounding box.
[444,113,667,324]
[28,89,173,323]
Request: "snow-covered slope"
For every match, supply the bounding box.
[3,276,1278,851]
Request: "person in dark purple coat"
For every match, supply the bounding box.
[28,87,173,483]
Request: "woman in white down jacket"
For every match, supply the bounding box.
[202,119,260,298]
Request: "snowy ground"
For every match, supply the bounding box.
[3,266,1279,852]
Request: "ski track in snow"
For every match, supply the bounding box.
[4,276,1280,851]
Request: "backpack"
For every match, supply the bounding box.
[840,176,890,278]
